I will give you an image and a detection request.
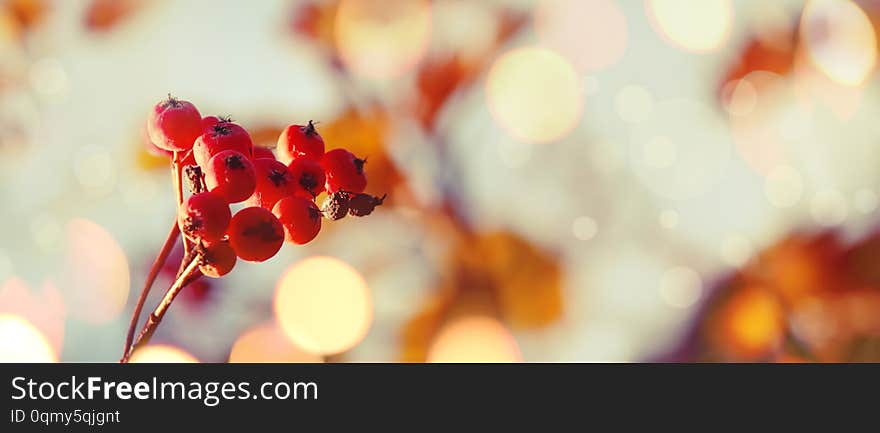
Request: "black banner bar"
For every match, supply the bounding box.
[2,363,875,430]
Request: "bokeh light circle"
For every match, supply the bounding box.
[274,256,373,356]
[646,0,733,53]
[229,322,323,363]
[335,0,432,80]
[534,0,628,73]
[658,267,702,309]
[720,235,753,267]
[810,189,848,225]
[486,47,583,144]
[629,99,732,200]
[61,219,130,324]
[572,216,598,241]
[0,314,56,362]
[427,315,521,363]
[801,0,877,86]
[615,85,655,124]
[130,345,198,363]
[764,165,803,208]
[710,286,784,360]
[854,189,878,214]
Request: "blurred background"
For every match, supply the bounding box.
[1,0,880,362]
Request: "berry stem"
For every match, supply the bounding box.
[173,151,184,206]
[172,151,193,257]
[119,219,181,362]
[122,256,201,363]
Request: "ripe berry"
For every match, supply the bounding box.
[193,122,254,167]
[288,158,325,197]
[277,120,325,164]
[348,193,386,217]
[253,146,276,160]
[201,115,221,131]
[147,95,202,152]
[198,241,237,278]
[204,150,257,203]
[247,158,299,209]
[201,115,235,132]
[272,196,322,244]
[227,206,284,262]
[321,148,367,193]
[321,191,350,220]
[178,192,231,242]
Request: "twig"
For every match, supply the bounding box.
[122,257,201,362]
[120,220,180,362]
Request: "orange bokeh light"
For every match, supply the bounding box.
[427,315,522,363]
[274,256,373,356]
[0,277,65,355]
[801,0,877,87]
[0,313,57,362]
[229,321,323,363]
[335,0,431,80]
[709,286,785,360]
[646,0,733,53]
[486,47,583,144]
[129,345,198,363]
[61,219,130,324]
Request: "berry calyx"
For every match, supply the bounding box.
[178,191,231,242]
[277,120,325,164]
[321,191,350,220]
[247,158,299,209]
[287,158,326,197]
[227,206,285,262]
[147,95,202,152]
[348,193,386,217]
[321,148,367,193]
[192,122,254,167]
[198,240,237,278]
[201,115,232,132]
[204,150,257,203]
[272,196,322,245]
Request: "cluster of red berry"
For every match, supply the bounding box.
[147,95,384,278]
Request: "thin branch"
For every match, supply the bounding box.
[122,252,200,363]
[120,220,180,362]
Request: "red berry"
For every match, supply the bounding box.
[253,146,276,160]
[277,121,325,164]
[227,206,284,262]
[192,122,254,167]
[201,115,220,131]
[320,148,367,193]
[204,150,257,203]
[201,115,233,132]
[178,192,231,242]
[272,196,322,245]
[246,158,299,209]
[287,158,326,197]
[201,115,220,130]
[143,119,196,166]
[147,95,202,152]
[198,240,237,278]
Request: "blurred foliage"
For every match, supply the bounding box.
[692,229,880,362]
